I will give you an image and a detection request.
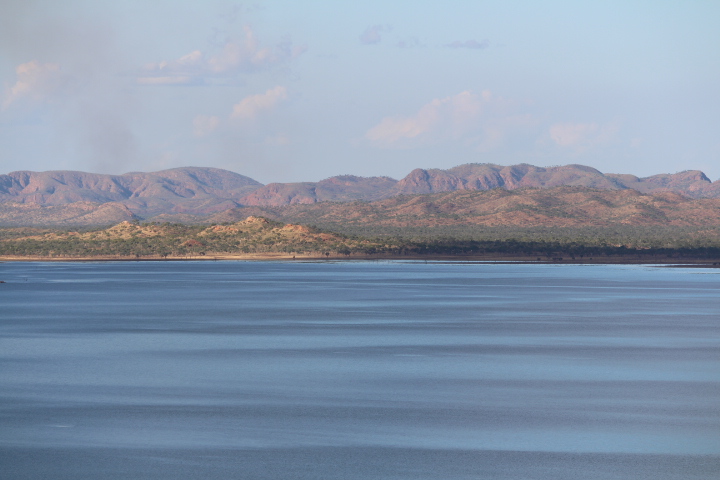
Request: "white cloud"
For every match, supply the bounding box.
[365,91,544,154]
[549,122,618,151]
[193,115,221,137]
[138,26,305,86]
[192,86,288,138]
[230,86,288,120]
[2,60,68,109]
[366,90,492,146]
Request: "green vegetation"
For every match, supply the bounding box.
[328,224,720,260]
[314,223,720,247]
[0,218,394,258]
[2,218,720,262]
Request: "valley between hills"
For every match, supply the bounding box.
[2,163,720,262]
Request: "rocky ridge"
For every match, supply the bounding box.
[1,163,720,226]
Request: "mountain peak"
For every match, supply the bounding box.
[1,163,718,226]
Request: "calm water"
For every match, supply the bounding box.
[0,260,719,479]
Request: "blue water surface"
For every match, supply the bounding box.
[1,260,719,479]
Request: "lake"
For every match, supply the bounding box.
[1,260,719,479]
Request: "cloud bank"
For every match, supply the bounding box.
[2,61,68,109]
[138,26,306,85]
[231,86,288,120]
[366,90,502,147]
[549,122,618,152]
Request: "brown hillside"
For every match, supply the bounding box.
[2,163,720,225]
[207,187,720,229]
[0,167,260,215]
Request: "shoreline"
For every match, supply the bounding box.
[2,253,720,266]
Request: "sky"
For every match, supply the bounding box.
[1,0,718,184]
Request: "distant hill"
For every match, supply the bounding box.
[202,186,720,231]
[2,163,720,226]
[239,175,398,206]
[0,216,387,258]
[0,167,261,217]
[237,164,720,205]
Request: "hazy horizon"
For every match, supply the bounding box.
[2,1,718,184]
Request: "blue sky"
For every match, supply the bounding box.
[1,0,718,183]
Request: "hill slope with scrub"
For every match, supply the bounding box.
[2,163,720,226]
[0,216,389,258]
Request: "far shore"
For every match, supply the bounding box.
[2,253,720,266]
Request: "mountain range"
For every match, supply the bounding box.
[1,163,720,226]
